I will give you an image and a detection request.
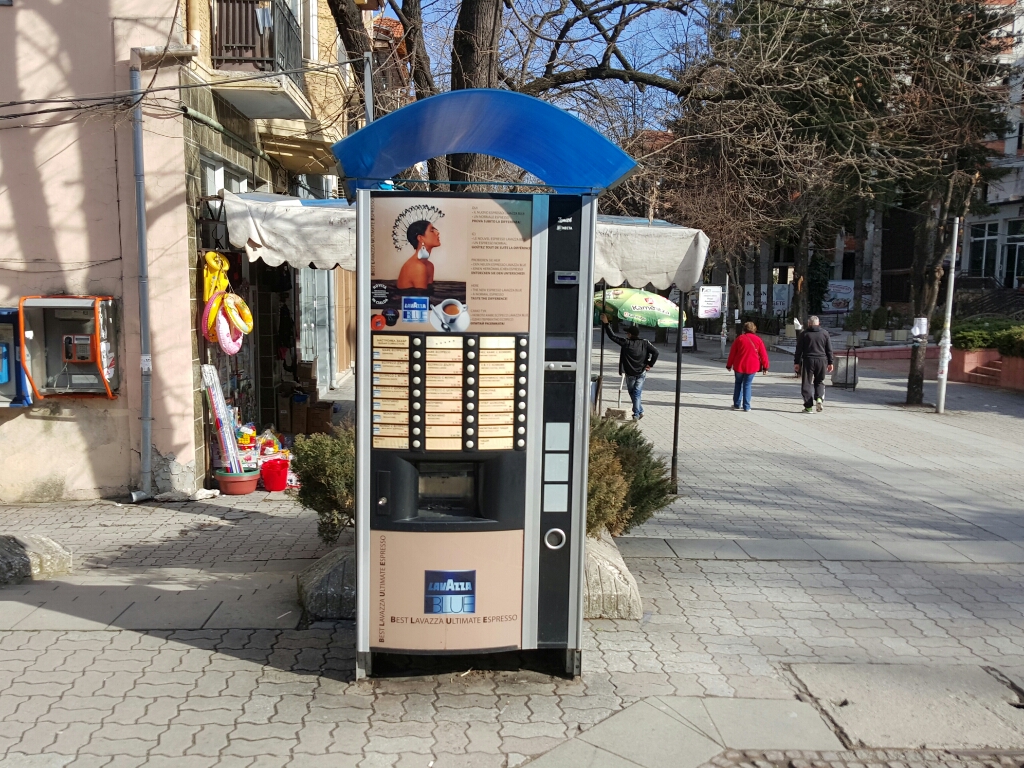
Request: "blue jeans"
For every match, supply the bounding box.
[625,372,646,418]
[733,372,755,411]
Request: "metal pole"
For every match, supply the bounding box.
[936,216,961,414]
[363,52,374,124]
[719,273,729,359]
[129,57,153,503]
[670,287,684,493]
[598,281,607,414]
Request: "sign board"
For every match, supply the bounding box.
[697,285,723,319]
[821,280,854,313]
[744,284,793,315]
[679,327,694,348]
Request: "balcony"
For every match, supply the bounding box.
[210,0,311,120]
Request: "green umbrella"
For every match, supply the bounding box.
[594,287,681,329]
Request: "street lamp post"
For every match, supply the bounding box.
[935,217,962,414]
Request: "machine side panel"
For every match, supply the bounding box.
[537,195,583,647]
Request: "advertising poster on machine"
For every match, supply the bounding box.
[369,195,533,334]
[370,530,524,651]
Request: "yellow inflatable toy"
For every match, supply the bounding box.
[222,293,253,335]
[203,252,230,302]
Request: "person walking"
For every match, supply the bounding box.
[793,315,834,413]
[726,321,770,411]
[601,314,659,420]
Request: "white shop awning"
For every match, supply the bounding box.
[594,215,708,292]
[223,193,709,289]
[223,191,356,270]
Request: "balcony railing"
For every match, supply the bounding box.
[212,0,302,89]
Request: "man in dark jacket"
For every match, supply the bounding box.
[601,315,659,420]
[793,315,834,412]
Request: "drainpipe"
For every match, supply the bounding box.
[129,52,155,503]
[179,105,276,166]
[125,46,198,503]
[187,0,203,52]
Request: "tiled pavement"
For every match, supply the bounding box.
[1,341,1024,765]
[614,338,1024,542]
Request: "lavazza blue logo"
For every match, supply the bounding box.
[424,570,476,615]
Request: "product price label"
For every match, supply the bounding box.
[478,362,516,374]
[373,361,409,373]
[426,438,463,451]
[479,337,516,349]
[426,349,462,361]
[373,335,409,348]
[477,412,514,425]
[479,349,516,361]
[425,388,463,401]
[478,437,514,450]
[372,348,409,361]
[477,400,515,413]
[373,437,409,449]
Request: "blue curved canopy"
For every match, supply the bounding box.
[331,89,637,198]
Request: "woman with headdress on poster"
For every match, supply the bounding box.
[395,205,444,291]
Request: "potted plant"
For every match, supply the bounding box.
[868,307,888,343]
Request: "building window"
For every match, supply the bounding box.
[301,0,319,61]
[968,222,999,277]
[200,156,249,249]
[1004,220,1024,289]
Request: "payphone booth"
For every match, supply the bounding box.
[355,191,596,677]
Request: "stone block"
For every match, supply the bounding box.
[584,533,642,621]
[0,535,72,585]
[297,546,356,621]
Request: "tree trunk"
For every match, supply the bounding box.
[752,242,762,317]
[906,198,941,405]
[852,203,866,312]
[868,204,883,311]
[450,0,503,184]
[326,0,374,84]
[794,224,810,323]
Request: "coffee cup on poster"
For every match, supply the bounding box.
[430,299,470,332]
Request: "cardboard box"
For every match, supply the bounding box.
[291,399,309,435]
[307,402,334,435]
[297,357,318,389]
[276,394,292,433]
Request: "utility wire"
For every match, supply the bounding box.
[0,58,363,112]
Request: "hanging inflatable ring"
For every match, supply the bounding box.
[202,291,226,343]
[216,310,244,355]
[203,252,230,302]
[222,293,253,334]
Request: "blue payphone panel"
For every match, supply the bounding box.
[0,308,32,407]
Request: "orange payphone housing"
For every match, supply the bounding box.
[19,296,119,399]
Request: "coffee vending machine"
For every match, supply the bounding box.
[355,191,596,677]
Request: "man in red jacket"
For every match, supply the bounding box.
[726,321,770,411]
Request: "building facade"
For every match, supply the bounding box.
[0,0,374,501]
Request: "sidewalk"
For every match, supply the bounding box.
[0,344,1023,765]
[607,339,1024,543]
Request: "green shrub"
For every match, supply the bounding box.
[291,426,355,545]
[843,310,868,332]
[589,417,675,536]
[994,326,1024,358]
[870,307,888,331]
[951,318,1023,350]
[586,436,629,537]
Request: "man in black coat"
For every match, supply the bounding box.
[601,315,659,420]
[793,315,834,413]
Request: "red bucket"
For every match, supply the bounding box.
[261,459,290,492]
